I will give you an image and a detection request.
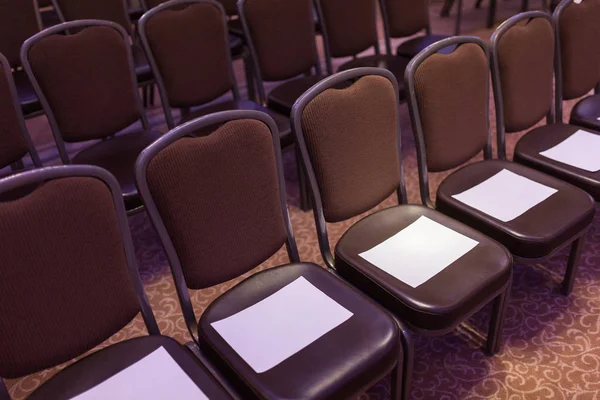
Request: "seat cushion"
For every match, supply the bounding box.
[337,55,410,95]
[72,129,162,211]
[198,262,399,400]
[395,34,452,59]
[436,159,595,259]
[12,69,42,117]
[514,124,600,201]
[335,204,512,332]
[267,75,324,116]
[28,336,234,400]
[569,93,600,132]
[229,33,245,58]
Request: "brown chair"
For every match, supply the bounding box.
[0,52,41,176]
[238,0,324,116]
[51,0,155,105]
[292,67,513,400]
[135,110,404,400]
[406,36,595,296]
[0,0,43,117]
[380,0,453,58]
[0,165,237,399]
[491,12,600,202]
[21,20,162,213]
[554,0,600,132]
[315,0,411,94]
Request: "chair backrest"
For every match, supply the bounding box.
[380,0,430,38]
[406,37,491,205]
[139,0,237,128]
[239,0,319,84]
[490,12,555,149]
[21,20,146,163]
[136,110,298,341]
[0,165,159,380]
[291,68,404,268]
[0,53,41,170]
[315,0,379,74]
[52,0,133,35]
[554,0,600,101]
[0,0,41,68]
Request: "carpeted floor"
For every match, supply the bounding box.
[7,1,600,399]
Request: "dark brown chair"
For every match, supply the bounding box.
[315,0,411,93]
[51,0,155,106]
[0,165,236,400]
[0,0,43,117]
[135,110,404,400]
[292,67,513,400]
[491,12,600,202]
[21,20,162,213]
[406,36,595,296]
[0,52,41,176]
[238,0,324,116]
[554,0,600,132]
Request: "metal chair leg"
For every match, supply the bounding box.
[441,0,455,17]
[243,51,257,103]
[0,379,10,400]
[296,146,311,211]
[400,328,414,400]
[486,285,510,355]
[487,0,497,28]
[562,235,585,295]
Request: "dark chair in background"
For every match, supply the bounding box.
[135,110,404,400]
[406,36,595,296]
[21,20,162,213]
[554,0,600,132]
[0,165,236,400]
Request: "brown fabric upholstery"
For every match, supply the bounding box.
[0,61,29,168]
[300,76,401,222]
[383,0,429,38]
[146,120,288,289]
[414,43,489,172]
[26,26,141,142]
[243,0,317,81]
[319,0,378,58]
[144,3,233,108]
[558,0,600,100]
[0,0,40,67]
[0,177,140,379]
[54,0,132,34]
[496,18,554,133]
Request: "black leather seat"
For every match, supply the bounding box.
[267,75,324,116]
[570,94,600,132]
[338,55,409,94]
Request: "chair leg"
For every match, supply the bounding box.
[142,85,148,108]
[486,286,510,355]
[296,146,311,211]
[0,379,9,400]
[244,53,257,103]
[399,328,414,400]
[562,236,585,295]
[149,84,156,107]
[487,0,497,28]
[441,0,455,17]
[521,0,529,11]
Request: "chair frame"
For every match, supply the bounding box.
[138,0,242,129]
[50,0,132,34]
[0,164,160,396]
[237,0,323,106]
[20,20,150,165]
[490,11,559,160]
[135,110,300,344]
[0,53,42,171]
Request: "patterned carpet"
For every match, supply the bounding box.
[6,1,600,399]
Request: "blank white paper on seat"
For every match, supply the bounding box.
[540,130,600,172]
[211,277,353,373]
[71,347,208,400]
[359,216,478,288]
[452,169,557,222]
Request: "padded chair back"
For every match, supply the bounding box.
[0,0,41,68]
[555,0,600,100]
[52,0,132,34]
[380,0,430,38]
[0,53,40,169]
[239,0,318,82]
[21,21,145,162]
[406,38,490,174]
[0,166,158,380]
[139,0,236,116]
[136,111,297,293]
[491,13,555,134]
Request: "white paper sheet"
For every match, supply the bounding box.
[211,277,353,373]
[452,169,557,222]
[539,130,600,172]
[71,347,208,400]
[358,216,478,288]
